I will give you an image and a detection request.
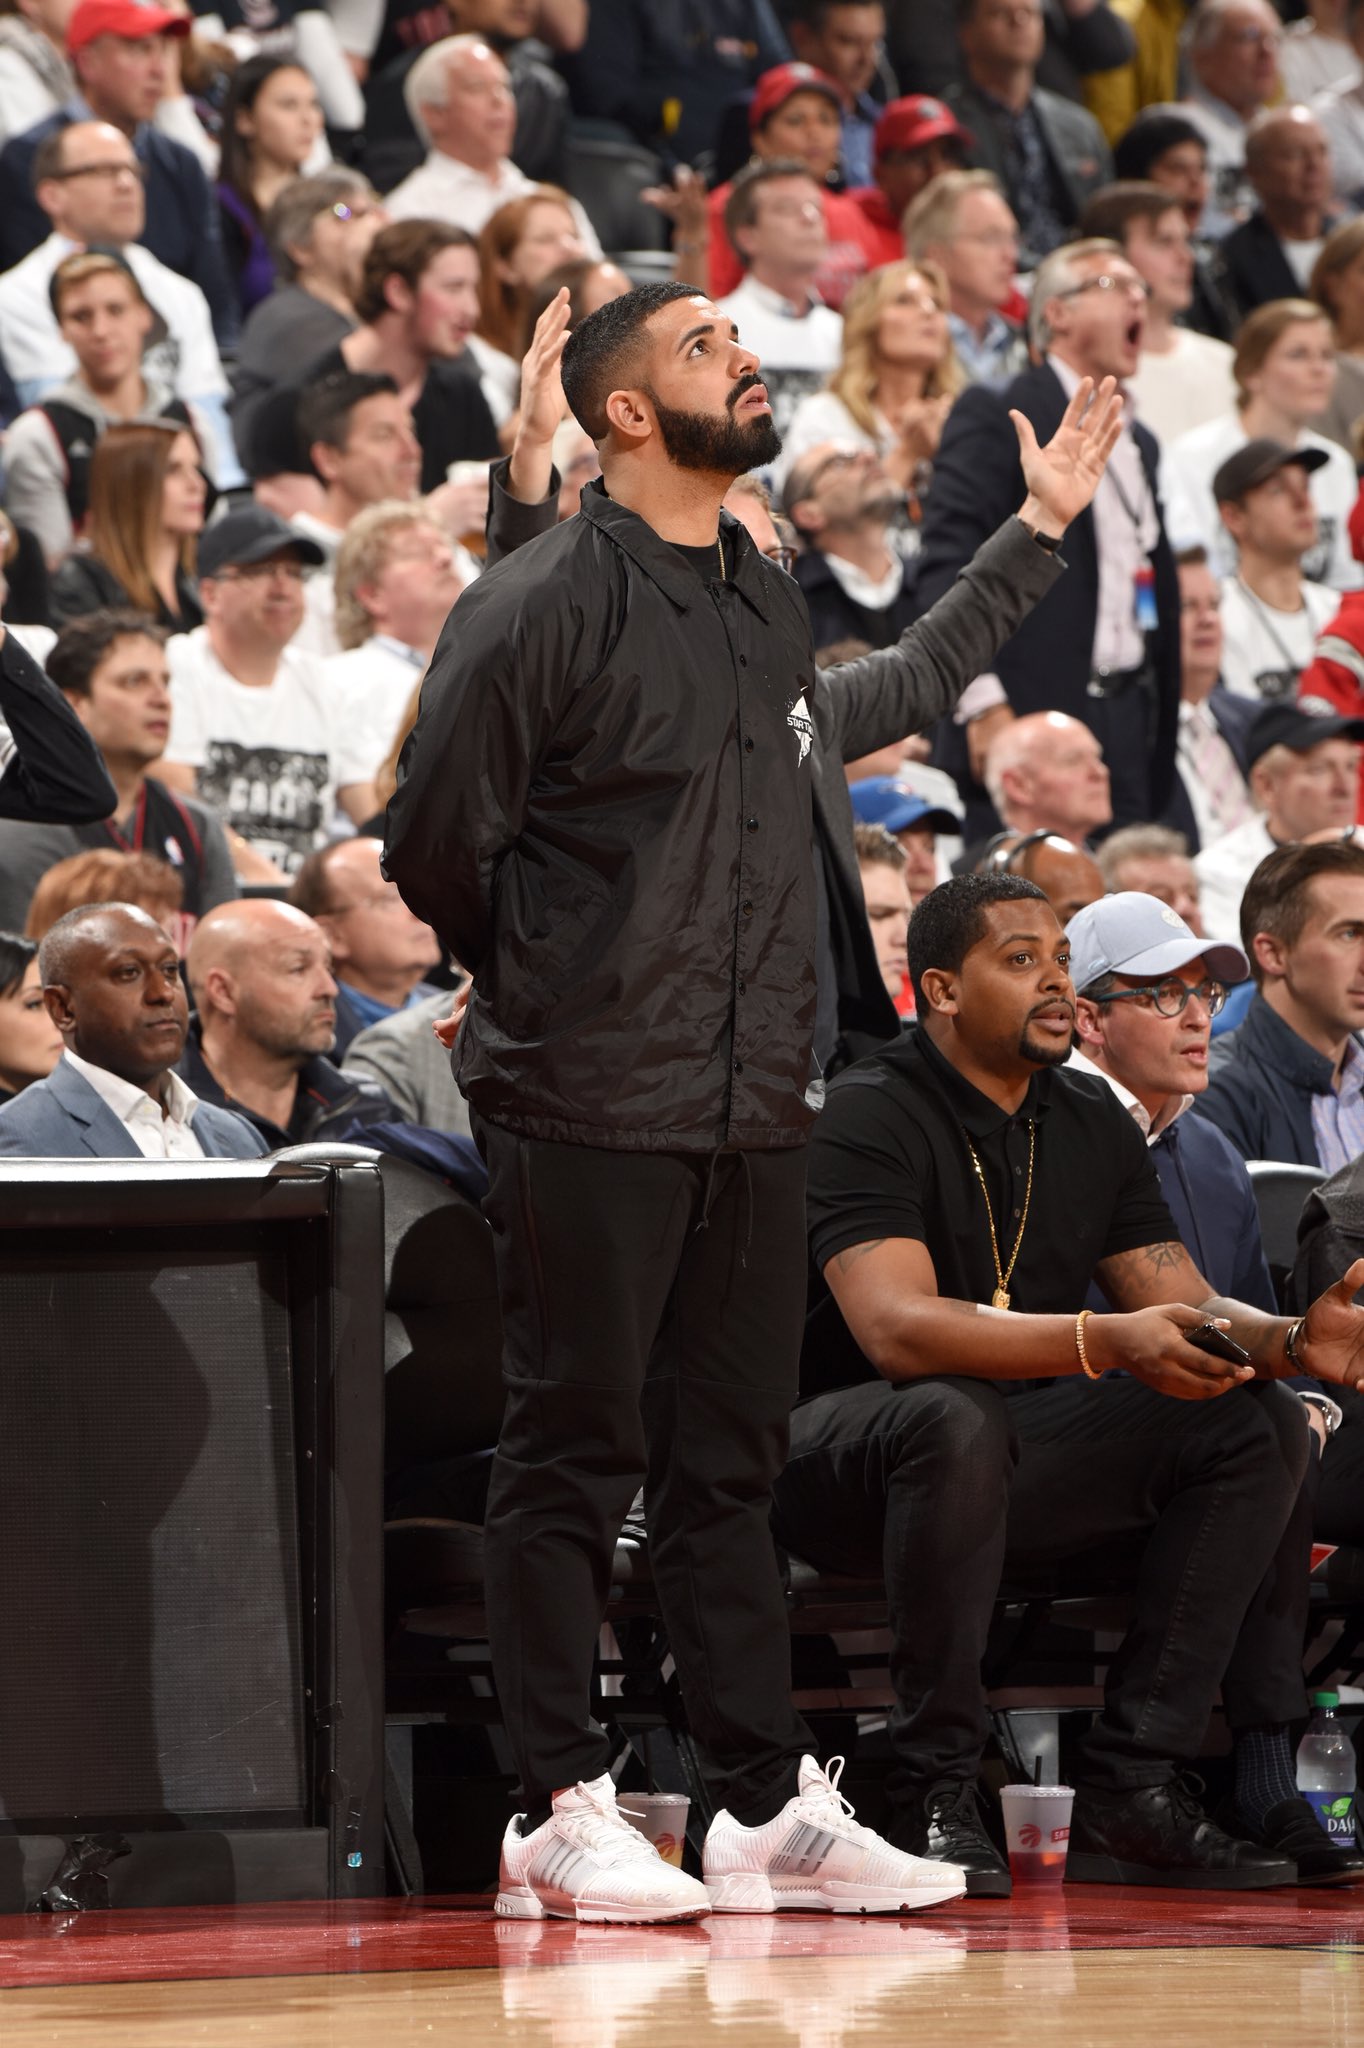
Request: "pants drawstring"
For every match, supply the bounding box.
[692,1149,755,1268]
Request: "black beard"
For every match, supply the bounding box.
[1018,1025,1073,1068]
[644,378,783,476]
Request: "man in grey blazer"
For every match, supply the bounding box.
[0,902,267,1161]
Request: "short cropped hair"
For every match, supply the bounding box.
[1078,181,1185,243]
[1028,237,1124,351]
[45,609,167,697]
[1233,299,1329,408]
[289,843,346,919]
[354,219,474,326]
[723,157,819,252]
[907,871,1047,1011]
[1240,840,1364,982]
[297,369,399,458]
[1096,822,1191,890]
[854,822,908,871]
[903,167,1003,257]
[560,281,699,440]
[403,33,488,147]
[32,127,69,189]
[265,167,372,281]
[1175,543,1210,569]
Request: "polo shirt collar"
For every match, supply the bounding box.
[913,1024,1050,1139]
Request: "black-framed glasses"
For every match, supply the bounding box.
[1090,978,1227,1018]
[51,159,146,184]
[1056,273,1152,302]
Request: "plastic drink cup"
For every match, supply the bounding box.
[618,1792,690,1866]
[999,1783,1074,1886]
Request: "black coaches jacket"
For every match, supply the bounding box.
[384,478,823,1153]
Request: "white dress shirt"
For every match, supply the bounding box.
[1193,814,1275,941]
[62,1047,206,1160]
[384,150,602,256]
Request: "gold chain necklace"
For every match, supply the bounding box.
[964,1121,1035,1311]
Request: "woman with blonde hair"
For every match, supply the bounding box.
[1163,298,1360,586]
[50,421,206,631]
[1309,219,1364,452]
[781,260,964,506]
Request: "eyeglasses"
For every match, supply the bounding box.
[1055,274,1152,302]
[765,544,798,574]
[1090,978,1227,1018]
[50,160,146,184]
[328,199,374,223]
[796,447,867,496]
[214,559,310,584]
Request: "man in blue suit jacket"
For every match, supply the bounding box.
[915,236,1181,842]
[0,903,266,1160]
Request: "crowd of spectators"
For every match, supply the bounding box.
[6,0,1364,1897]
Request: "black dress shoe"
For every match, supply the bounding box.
[895,1780,1012,1898]
[1243,1797,1364,1888]
[1067,1776,1296,1889]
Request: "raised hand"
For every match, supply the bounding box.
[507,287,572,504]
[1296,1257,1364,1390]
[1011,375,1124,538]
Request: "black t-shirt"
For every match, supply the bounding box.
[802,1025,1176,1400]
[669,538,726,583]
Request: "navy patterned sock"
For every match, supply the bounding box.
[1234,1725,1300,1830]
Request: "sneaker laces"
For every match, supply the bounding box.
[795,1756,871,1842]
[564,1779,656,1863]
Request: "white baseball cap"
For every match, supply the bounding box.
[1065,892,1248,994]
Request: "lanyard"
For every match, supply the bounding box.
[1232,577,1311,678]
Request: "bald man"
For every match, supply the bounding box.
[983,711,1114,846]
[179,898,396,1149]
[1014,834,1107,925]
[290,837,445,1058]
[0,902,265,1160]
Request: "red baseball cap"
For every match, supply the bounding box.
[749,62,842,134]
[874,95,974,161]
[67,0,191,54]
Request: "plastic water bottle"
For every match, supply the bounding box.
[1296,1691,1358,1845]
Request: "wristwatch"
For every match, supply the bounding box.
[1019,520,1062,553]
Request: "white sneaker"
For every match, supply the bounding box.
[495,1772,712,1924]
[703,1755,969,1915]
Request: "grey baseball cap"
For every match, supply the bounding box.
[1065,891,1248,994]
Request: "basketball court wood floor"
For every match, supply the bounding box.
[2,1887,1362,2046]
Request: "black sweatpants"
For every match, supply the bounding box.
[770,1373,1311,1810]
[478,1123,814,1819]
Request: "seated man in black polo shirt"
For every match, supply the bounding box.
[778,871,1364,1894]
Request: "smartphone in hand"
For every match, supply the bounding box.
[1185,1321,1253,1366]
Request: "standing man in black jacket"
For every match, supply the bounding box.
[385,280,1121,1926]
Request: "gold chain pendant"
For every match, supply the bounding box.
[992,1287,1011,1310]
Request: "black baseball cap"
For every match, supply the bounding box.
[1246,702,1364,771]
[197,505,325,579]
[1212,437,1330,505]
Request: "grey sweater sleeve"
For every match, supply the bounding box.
[817,518,1066,764]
